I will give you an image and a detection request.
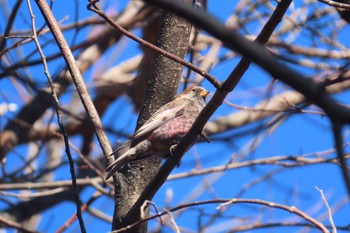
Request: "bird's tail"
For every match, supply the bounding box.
[105,140,151,180]
[105,147,136,180]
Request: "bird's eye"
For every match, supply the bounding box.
[192,88,196,92]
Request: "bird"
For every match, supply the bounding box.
[105,85,209,180]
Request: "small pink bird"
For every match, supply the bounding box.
[105,85,209,179]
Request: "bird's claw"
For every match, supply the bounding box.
[201,132,210,143]
[176,159,181,167]
[170,144,177,156]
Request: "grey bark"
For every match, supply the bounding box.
[112,3,192,232]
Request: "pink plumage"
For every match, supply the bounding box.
[105,85,209,180]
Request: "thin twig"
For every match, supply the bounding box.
[34,0,113,161]
[315,186,337,233]
[32,0,111,231]
[163,208,181,233]
[26,0,87,231]
[113,198,330,233]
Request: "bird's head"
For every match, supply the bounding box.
[178,85,209,101]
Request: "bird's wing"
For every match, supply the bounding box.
[110,141,131,156]
[132,102,186,143]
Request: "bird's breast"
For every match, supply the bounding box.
[148,108,199,149]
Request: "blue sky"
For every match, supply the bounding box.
[1,0,350,232]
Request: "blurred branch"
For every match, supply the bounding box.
[1,152,349,189]
[0,0,22,52]
[332,120,350,195]
[145,0,350,123]
[318,0,350,9]
[206,70,350,135]
[0,177,105,190]
[168,154,350,180]
[0,216,38,233]
[0,0,149,157]
[55,191,103,233]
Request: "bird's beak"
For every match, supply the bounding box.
[200,90,209,99]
